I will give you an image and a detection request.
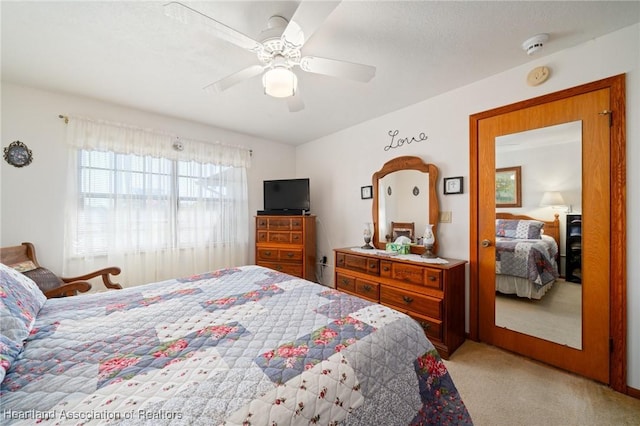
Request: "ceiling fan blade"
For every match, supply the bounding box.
[299,56,376,82]
[203,64,264,93]
[281,1,341,49]
[164,2,262,53]
[287,93,305,113]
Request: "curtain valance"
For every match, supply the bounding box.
[65,115,251,167]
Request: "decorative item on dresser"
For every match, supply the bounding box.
[334,248,467,359]
[255,215,316,281]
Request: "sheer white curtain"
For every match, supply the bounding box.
[63,116,251,286]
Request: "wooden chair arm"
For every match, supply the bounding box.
[44,281,92,298]
[62,267,123,290]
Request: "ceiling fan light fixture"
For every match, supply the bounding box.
[263,67,298,98]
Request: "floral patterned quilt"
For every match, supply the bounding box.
[495,235,559,288]
[1,265,471,425]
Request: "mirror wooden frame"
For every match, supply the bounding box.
[371,156,439,254]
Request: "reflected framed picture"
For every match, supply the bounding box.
[361,185,373,199]
[496,166,521,207]
[443,176,463,195]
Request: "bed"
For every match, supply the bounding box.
[495,213,560,299]
[0,263,471,425]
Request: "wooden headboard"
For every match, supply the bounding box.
[495,212,561,247]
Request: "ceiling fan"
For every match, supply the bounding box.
[164,1,376,112]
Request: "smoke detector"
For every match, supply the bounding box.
[522,33,549,55]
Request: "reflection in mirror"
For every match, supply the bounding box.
[494,121,583,349]
[371,156,439,255]
[378,170,429,243]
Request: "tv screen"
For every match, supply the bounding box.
[264,178,310,212]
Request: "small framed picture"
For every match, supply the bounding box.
[496,166,521,207]
[444,176,463,195]
[361,185,373,199]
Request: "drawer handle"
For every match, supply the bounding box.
[363,284,372,292]
[264,251,272,256]
[369,263,377,269]
[383,266,390,272]
[286,252,294,258]
[428,276,436,281]
[419,321,431,331]
[341,278,350,285]
[402,296,414,304]
[275,265,283,271]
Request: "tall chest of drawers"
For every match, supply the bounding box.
[256,215,316,281]
[334,248,466,358]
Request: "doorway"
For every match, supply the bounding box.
[468,75,627,392]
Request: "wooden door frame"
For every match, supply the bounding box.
[468,75,627,393]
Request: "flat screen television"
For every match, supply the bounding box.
[263,178,310,213]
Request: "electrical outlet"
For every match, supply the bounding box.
[439,211,452,223]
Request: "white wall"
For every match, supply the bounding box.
[297,24,640,388]
[0,83,296,272]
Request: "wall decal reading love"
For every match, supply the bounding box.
[384,130,428,151]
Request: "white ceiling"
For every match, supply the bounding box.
[2,1,639,145]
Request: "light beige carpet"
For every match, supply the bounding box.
[443,340,640,426]
[495,279,582,349]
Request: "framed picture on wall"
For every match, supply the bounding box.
[443,176,463,194]
[496,166,522,207]
[361,185,373,199]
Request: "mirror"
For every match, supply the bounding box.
[371,156,439,254]
[494,121,582,349]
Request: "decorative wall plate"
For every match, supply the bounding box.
[526,66,550,86]
[4,141,33,167]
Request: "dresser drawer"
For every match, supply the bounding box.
[268,231,293,243]
[257,248,303,262]
[408,311,443,342]
[380,287,442,319]
[336,273,356,293]
[392,263,424,285]
[280,249,303,261]
[380,261,392,278]
[344,254,380,276]
[268,218,294,230]
[391,264,442,289]
[424,269,443,290]
[258,261,303,277]
[262,231,303,244]
[355,278,380,302]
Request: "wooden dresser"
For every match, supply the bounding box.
[334,248,466,358]
[256,215,316,281]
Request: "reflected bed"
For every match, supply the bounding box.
[495,213,560,300]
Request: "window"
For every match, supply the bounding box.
[63,116,250,285]
[76,150,241,256]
